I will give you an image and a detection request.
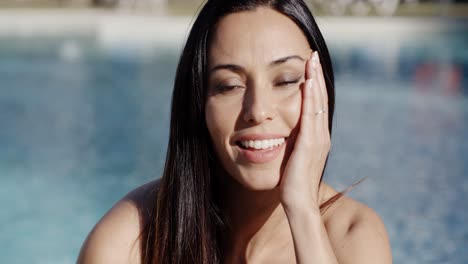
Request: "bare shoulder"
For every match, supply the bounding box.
[77,178,161,264]
[320,183,392,264]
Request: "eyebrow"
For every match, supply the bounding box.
[209,55,305,74]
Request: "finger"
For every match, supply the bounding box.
[310,52,325,136]
[300,77,314,132]
[300,52,323,139]
[313,53,329,134]
[300,51,315,121]
[305,49,314,80]
[315,53,328,108]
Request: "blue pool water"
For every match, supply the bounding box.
[0,19,467,263]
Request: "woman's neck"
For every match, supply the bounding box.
[219,175,293,262]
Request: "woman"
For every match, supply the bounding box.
[78,0,392,263]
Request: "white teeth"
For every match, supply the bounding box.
[254,141,261,149]
[261,140,267,149]
[239,138,285,150]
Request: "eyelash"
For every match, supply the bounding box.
[216,85,243,92]
[216,79,300,92]
[276,79,300,86]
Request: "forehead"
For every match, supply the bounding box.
[208,7,310,66]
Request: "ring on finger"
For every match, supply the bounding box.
[315,108,327,115]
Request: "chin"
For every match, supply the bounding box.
[233,169,282,191]
[217,150,288,192]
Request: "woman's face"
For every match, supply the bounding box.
[205,7,311,191]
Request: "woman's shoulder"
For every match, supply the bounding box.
[320,183,392,263]
[77,178,162,264]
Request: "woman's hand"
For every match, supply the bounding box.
[279,50,331,212]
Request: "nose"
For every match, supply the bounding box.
[242,85,276,124]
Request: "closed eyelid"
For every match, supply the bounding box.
[209,69,303,87]
[213,77,244,86]
[209,54,306,74]
[275,72,304,81]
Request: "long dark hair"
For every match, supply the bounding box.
[141,0,338,263]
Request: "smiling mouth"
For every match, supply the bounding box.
[235,137,287,150]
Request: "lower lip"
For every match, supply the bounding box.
[237,143,285,164]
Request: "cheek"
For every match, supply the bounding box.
[277,89,302,128]
[205,100,224,141]
[205,98,237,151]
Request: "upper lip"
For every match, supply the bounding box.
[233,133,288,144]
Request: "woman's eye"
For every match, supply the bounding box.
[215,84,243,93]
[276,79,301,87]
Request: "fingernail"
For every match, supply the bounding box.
[312,51,318,68]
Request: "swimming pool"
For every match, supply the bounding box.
[0,16,467,263]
